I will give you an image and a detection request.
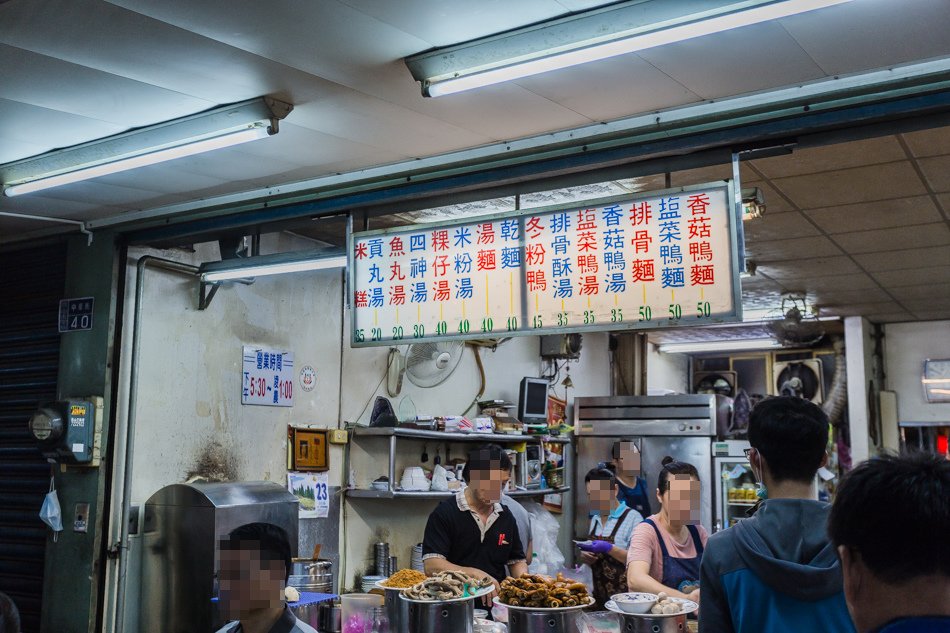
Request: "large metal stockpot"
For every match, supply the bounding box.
[619,613,688,632]
[402,594,475,633]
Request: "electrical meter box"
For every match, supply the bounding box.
[29,397,102,465]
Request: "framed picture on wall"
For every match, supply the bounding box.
[289,427,329,471]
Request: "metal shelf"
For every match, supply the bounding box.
[351,426,571,444]
[727,501,757,507]
[345,487,571,500]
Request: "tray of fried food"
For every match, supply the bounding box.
[496,572,594,611]
[400,570,494,603]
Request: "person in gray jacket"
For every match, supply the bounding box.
[699,397,854,633]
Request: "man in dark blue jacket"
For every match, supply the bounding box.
[699,397,854,633]
[829,452,950,633]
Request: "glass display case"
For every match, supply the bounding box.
[712,440,755,531]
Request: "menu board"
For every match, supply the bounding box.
[349,182,742,346]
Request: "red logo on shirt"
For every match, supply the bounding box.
[498,533,509,547]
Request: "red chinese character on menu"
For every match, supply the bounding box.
[687,193,710,216]
[525,217,545,239]
[433,255,449,277]
[354,290,368,308]
[389,285,406,305]
[690,265,715,285]
[390,261,405,281]
[527,270,548,292]
[631,259,656,282]
[525,243,546,266]
[632,230,652,253]
[476,223,496,245]
[476,249,497,271]
[580,275,599,295]
[354,242,369,260]
[577,209,597,231]
[689,242,713,262]
[630,202,652,226]
[389,236,405,256]
[433,280,451,301]
[432,230,450,252]
[688,217,711,239]
[578,254,598,274]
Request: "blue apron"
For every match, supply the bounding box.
[616,476,651,519]
[642,518,703,594]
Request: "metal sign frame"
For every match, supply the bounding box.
[347,180,744,347]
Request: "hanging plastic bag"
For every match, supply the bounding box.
[431,464,449,491]
[520,501,565,576]
[39,475,63,542]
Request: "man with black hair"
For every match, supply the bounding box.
[0,592,20,633]
[423,443,528,605]
[829,452,950,633]
[699,396,854,633]
[215,522,317,633]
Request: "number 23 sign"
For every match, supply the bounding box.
[242,346,294,407]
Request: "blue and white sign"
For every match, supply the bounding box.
[242,346,294,407]
[58,297,94,333]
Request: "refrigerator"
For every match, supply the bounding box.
[711,440,755,532]
[572,395,732,542]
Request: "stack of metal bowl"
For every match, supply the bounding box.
[288,559,333,594]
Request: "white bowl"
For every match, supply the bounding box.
[371,481,389,491]
[610,592,658,614]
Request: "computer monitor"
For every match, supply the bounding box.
[518,377,549,425]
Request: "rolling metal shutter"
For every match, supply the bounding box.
[0,246,65,633]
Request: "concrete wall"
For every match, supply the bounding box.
[884,320,950,423]
[111,242,612,619]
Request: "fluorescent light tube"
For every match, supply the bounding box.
[658,338,782,354]
[4,127,269,197]
[200,254,347,282]
[415,0,853,97]
[1,97,292,196]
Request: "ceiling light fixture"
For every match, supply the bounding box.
[199,250,346,283]
[1,97,292,196]
[657,338,783,354]
[406,0,853,97]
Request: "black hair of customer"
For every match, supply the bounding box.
[657,456,699,492]
[220,522,293,581]
[829,451,950,583]
[463,443,512,483]
[748,396,828,483]
[0,591,20,633]
[585,467,618,486]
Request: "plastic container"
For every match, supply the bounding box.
[341,593,384,633]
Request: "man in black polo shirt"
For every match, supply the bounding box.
[423,444,528,605]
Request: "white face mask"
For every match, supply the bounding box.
[40,476,63,541]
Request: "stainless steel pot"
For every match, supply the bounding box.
[382,587,410,632]
[403,596,474,633]
[318,602,342,633]
[289,559,333,593]
[619,613,688,633]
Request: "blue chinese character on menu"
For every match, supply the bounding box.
[552,257,572,278]
[602,205,622,227]
[368,238,383,258]
[369,263,384,283]
[256,351,263,370]
[552,235,570,256]
[500,219,519,241]
[501,247,521,268]
[661,267,686,288]
[410,234,426,252]
[658,197,681,220]
[606,272,626,293]
[273,375,279,403]
[410,257,428,278]
[554,278,574,299]
[456,277,474,299]
[604,251,626,271]
[454,252,473,274]
[277,354,283,371]
[660,244,683,265]
[550,212,570,234]
[603,227,624,249]
[411,282,428,303]
[369,287,385,307]
[453,226,472,248]
[263,352,270,369]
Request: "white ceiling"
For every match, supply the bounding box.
[1,0,949,323]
